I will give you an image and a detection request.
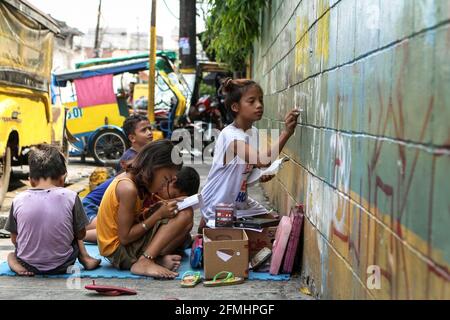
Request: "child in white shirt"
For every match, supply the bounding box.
[200,78,300,228]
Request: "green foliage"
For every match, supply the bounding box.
[204,0,267,71]
[199,82,217,97]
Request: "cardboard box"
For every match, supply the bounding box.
[203,228,249,279]
[247,226,278,259]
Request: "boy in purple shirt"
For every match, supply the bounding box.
[5,144,101,276]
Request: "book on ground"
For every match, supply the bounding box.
[234,217,280,230]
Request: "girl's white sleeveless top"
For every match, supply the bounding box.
[200,123,268,228]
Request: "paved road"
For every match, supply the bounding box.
[0,157,312,300]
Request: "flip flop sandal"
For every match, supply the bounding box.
[203,271,245,287]
[85,280,137,296]
[180,271,202,288]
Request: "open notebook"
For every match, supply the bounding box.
[177,194,203,211]
[247,156,290,186]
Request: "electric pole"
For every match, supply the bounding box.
[94,0,102,58]
[179,0,197,70]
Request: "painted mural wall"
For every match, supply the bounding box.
[252,0,450,299]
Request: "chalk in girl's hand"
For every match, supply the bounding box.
[294,91,298,108]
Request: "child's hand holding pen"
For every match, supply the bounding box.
[153,193,183,219]
[156,200,179,219]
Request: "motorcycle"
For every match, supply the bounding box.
[175,95,226,157]
[189,95,225,131]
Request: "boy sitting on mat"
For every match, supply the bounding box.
[5,144,101,276]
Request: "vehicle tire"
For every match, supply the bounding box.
[0,146,12,208]
[90,129,127,167]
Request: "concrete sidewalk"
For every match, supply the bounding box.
[0,159,312,300]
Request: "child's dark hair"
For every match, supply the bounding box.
[219,78,263,118]
[127,139,182,194]
[174,167,200,196]
[123,114,149,138]
[28,144,67,181]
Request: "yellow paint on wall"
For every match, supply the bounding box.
[295,1,330,77]
[295,16,310,78]
[260,148,450,299]
[317,0,330,16]
[316,11,330,64]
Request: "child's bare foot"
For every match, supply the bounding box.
[7,253,34,277]
[131,256,178,279]
[78,254,101,270]
[156,254,182,271]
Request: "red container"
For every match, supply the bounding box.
[215,203,235,228]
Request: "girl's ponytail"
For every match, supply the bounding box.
[219,77,234,95]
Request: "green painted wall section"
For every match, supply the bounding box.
[252,0,450,299]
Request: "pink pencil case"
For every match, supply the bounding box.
[269,216,292,275]
[282,205,305,274]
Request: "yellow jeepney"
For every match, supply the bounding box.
[53,53,189,165]
[0,0,64,206]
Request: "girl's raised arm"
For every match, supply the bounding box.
[230,110,299,167]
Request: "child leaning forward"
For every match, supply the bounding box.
[96,140,194,279]
[5,144,101,276]
[200,78,300,230]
